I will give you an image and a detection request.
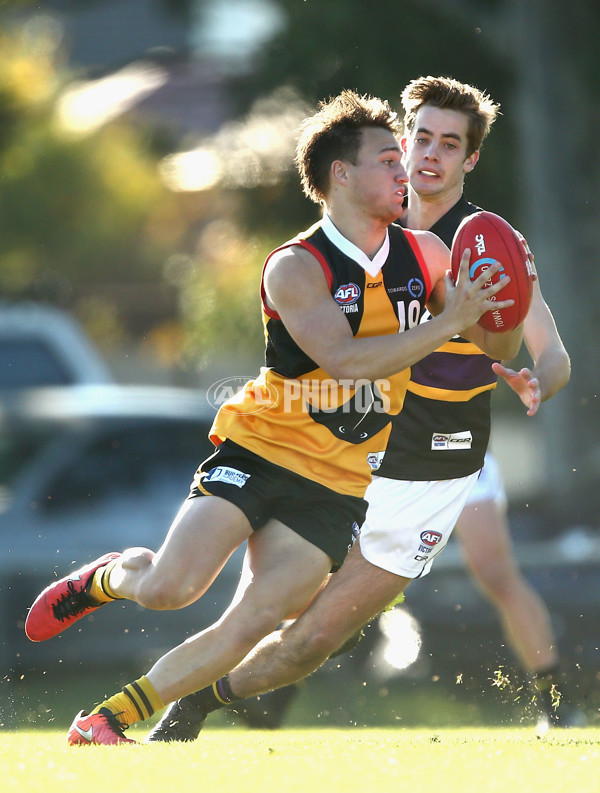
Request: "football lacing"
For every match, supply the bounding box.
[51,580,99,622]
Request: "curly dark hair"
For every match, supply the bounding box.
[295,90,401,206]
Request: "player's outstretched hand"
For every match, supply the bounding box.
[443,248,515,332]
[491,362,541,417]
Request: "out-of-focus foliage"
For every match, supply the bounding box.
[0,22,183,346]
[227,0,515,232]
[0,0,38,8]
[234,0,509,110]
[158,0,195,19]
[175,218,278,373]
[0,13,280,380]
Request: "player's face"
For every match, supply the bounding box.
[402,105,478,201]
[344,127,408,223]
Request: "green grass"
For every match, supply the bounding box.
[3,727,600,793]
[8,664,593,731]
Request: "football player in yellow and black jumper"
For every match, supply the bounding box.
[25,89,515,745]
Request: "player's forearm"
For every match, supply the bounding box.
[531,344,571,402]
[330,311,460,381]
[463,322,524,362]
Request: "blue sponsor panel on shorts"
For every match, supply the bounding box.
[204,466,250,488]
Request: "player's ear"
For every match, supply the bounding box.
[400,136,408,154]
[464,150,479,173]
[331,160,348,184]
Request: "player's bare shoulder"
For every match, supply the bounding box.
[409,228,450,283]
[264,242,329,310]
[266,242,315,274]
[407,228,447,254]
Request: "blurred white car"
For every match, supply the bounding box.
[0,383,246,670]
[0,302,112,388]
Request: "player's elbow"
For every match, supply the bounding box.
[501,337,524,363]
[487,325,525,363]
[541,348,571,401]
[561,350,572,386]
[556,354,571,391]
[322,355,368,382]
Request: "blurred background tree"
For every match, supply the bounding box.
[0,20,187,353]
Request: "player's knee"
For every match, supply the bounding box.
[291,626,341,669]
[119,548,177,609]
[120,548,208,609]
[121,546,155,572]
[135,568,199,610]
[136,580,192,610]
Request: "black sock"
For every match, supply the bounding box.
[181,675,240,719]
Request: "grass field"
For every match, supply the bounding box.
[3,727,599,793]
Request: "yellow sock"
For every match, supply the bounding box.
[91,675,165,727]
[89,560,121,603]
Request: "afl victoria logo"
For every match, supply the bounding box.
[334,283,361,305]
[420,530,442,547]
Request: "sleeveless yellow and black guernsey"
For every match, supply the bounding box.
[378,196,499,481]
[209,219,431,498]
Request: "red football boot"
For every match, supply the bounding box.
[25,552,121,641]
[67,708,137,746]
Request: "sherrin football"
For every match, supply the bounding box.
[451,210,535,333]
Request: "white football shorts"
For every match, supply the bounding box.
[359,470,480,579]
[464,452,507,509]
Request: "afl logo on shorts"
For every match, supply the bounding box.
[334,283,361,305]
[420,530,442,547]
